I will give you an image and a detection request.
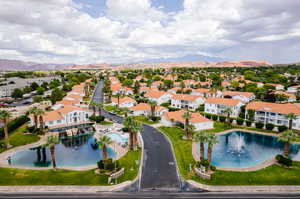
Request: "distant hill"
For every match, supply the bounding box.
[0,59,69,71]
[0,58,273,71]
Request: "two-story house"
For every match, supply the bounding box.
[204,98,244,117]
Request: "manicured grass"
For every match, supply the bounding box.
[9,124,40,147]
[104,105,124,115]
[132,116,158,125]
[99,121,113,125]
[201,122,234,133]
[192,162,300,185]
[0,149,141,185]
[0,124,40,153]
[159,126,300,185]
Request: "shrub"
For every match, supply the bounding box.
[168,107,180,112]
[255,122,264,129]
[0,115,30,139]
[266,123,275,131]
[27,126,35,133]
[219,116,226,122]
[278,125,288,132]
[122,127,129,132]
[150,116,161,122]
[229,118,234,124]
[210,165,216,171]
[97,160,105,169]
[275,154,293,167]
[175,122,184,129]
[90,115,105,123]
[197,159,209,168]
[205,113,212,119]
[246,120,252,127]
[212,115,218,121]
[236,118,244,125]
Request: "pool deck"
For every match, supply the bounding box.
[191,128,297,172]
[0,134,128,171]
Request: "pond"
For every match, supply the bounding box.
[197,131,300,169]
[10,135,116,168]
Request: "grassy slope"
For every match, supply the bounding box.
[0,149,141,185]
[158,126,300,185]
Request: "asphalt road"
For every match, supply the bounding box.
[1,192,299,199]
[92,82,181,191]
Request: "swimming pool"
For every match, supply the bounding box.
[106,133,128,143]
[11,135,116,168]
[197,131,300,169]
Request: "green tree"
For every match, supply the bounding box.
[50,88,65,104]
[28,106,39,128]
[11,88,23,99]
[45,136,60,169]
[286,113,297,130]
[278,130,298,158]
[0,110,12,148]
[223,108,232,124]
[36,86,45,95]
[148,100,157,119]
[194,132,208,161]
[182,111,192,139]
[123,117,143,150]
[206,133,218,170]
[30,82,39,90]
[97,135,113,161]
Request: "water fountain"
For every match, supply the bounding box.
[228,132,246,156]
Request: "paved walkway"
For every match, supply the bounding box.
[187,180,300,192]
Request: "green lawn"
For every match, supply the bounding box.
[99,121,113,125]
[132,116,158,125]
[104,105,124,115]
[0,124,40,153]
[158,126,300,185]
[0,149,141,185]
[201,122,234,133]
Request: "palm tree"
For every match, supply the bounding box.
[28,106,39,128]
[223,108,232,124]
[97,135,113,161]
[45,136,60,169]
[116,93,121,108]
[123,117,143,150]
[90,101,97,116]
[0,110,12,148]
[193,132,208,161]
[36,108,45,130]
[182,111,192,139]
[286,113,297,130]
[206,133,218,170]
[278,130,298,158]
[94,102,104,116]
[148,100,157,119]
[122,107,131,117]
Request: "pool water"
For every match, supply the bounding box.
[197,131,300,169]
[11,135,116,167]
[106,133,128,143]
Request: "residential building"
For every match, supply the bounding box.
[111,96,137,108]
[171,94,205,111]
[144,90,172,105]
[204,98,244,117]
[161,110,214,131]
[192,88,221,98]
[246,102,300,130]
[222,91,255,103]
[130,103,167,117]
[273,91,296,102]
[111,83,133,95]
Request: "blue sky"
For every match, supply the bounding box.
[0,0,299,64]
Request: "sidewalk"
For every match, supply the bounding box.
[187,180,300,192]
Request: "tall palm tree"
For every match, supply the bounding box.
[286,113,297,130]
[123,117,143,150]
[148,100,157,119]
[90,101,97,116]
[223,108,232,124]
[182,111,192,139]
[116,93,121,108]
[28,106,39,128]
[206,133,218,170]
[278,130,298,158]
[94,102,104,116]
[0,110,12,148]
[193,132,208,161]
[122,107,131,117]
[97,135,113,161]
[45,136,60,169]
[36,108,45,130]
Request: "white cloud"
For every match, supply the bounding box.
[0,0,299,64]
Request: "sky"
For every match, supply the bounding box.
[0,0,299,64]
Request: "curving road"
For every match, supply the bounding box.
[92,81,181,191]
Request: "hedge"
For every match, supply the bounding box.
[0,115,30,139]
[212,115,218,121]
[236,118,244,125]
[255,122,264,129]
[246,120,252,127]
[278,125,288,132]
[219,115,226,122]
[266,123,275,131]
